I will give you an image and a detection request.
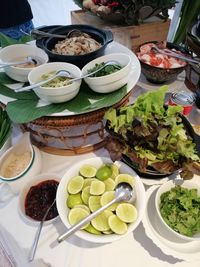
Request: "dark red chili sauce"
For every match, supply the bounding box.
[25,179,59,221]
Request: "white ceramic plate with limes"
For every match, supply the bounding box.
[56,157,146,243]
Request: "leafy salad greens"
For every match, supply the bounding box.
[160,186,200,237]
[104,86,200,178]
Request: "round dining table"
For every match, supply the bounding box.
[0,72,200,267]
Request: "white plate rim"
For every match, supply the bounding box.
[0,41,141,117]
[142,186,200,262]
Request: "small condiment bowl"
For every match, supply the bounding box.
[0,133,42,203]
[0,44,49,82]
[28,62,82,103]
[81,53,132,93]
[155,179,200,241]
[18,173,61,225]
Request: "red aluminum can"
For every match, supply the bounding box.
[168,91,195,116]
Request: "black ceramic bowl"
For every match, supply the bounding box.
[36,24,113,68]
[136,41,189,84]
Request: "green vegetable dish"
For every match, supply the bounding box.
[40,71,72,88]
[87,62,123,77]
[0,108,11,149]
[160,186,200,237]
[104,86,200,179]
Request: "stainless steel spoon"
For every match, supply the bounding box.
[29,198,56,262]
[14,60,121,93]
[14,70,71,93]
[57,182,135,243]
[151,46,200,66]
[31,29,83,39]
[0,56,37,69]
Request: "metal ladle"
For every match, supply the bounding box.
[57,182,135,243]
[0,56,38,69]
[151,46,200,67]
[31,29,84,39]
[14,60,121,93]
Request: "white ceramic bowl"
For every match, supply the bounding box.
[56,157,146,243]
[28,62,82,103]
[155,179,200,241]
[0,44,49,82]
[18,173,61,225]
[82,53,132,93]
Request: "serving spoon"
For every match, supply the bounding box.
[151,46,200,67]
[57,182,135,243]
[29,198,56,262]
[0,56,38,69]
[14,60,121,93]
[31,29,83,39]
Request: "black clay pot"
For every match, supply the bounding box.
[36,24,113,68]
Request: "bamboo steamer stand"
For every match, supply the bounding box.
[19,91,132,156]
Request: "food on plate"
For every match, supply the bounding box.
[104,86,200,179]
[52,33,101,55]
[159,186,200,237]
[25,179,59,221]
[66,163,137,235]
[40,71,72,88]
[137,41,187,68]
[0,151,31,178]
[87,62,123,77]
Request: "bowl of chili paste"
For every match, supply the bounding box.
[19,173,60,225]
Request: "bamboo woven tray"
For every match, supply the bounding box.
[20,91,131,155]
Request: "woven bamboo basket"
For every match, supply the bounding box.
[19,91,132,155]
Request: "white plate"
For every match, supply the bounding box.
[142,186,200,261]
[0,41,141,117]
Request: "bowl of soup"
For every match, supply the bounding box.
[28,62,82,103]
[0,44,49,82]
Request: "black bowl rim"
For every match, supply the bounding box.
[36,24,113,59]
[136,40,189,71]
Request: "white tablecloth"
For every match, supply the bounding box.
[0,80,200,267]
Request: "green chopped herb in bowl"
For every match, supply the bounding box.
[155,180,200,241]
[87,62,123,77]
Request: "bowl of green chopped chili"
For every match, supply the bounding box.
[155,179,200,241]
[82,53,132,93]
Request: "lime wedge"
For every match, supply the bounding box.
[67,175,84,194]
[115,174,135,188]
[100,191,118,211]
[81,186,91,205]
[96,164,112,181]
[103,230,113,235]
[68,207,90,229]
[85,224,102,235]
[67,193,83,209]
[111,164,120,180]
[88,195,101,212]
[116,203,138,223]
[75,204,90,213]
[90,180,105,195]
[83,178,96,189]
[104,178,115,191]
[79,164,97,178]
[91,210,112,232]
[108,214,128,235]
